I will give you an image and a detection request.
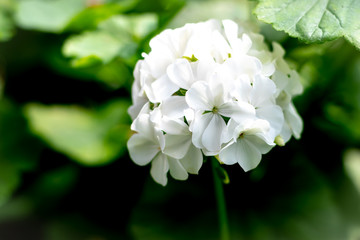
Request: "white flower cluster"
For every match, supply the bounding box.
[127,19,303,186]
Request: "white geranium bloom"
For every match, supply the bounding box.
[160,117,203,174]
[220,119,274,171]
[127,113,190,186]
[233,74,284,142]
[127,19,303,185]
[140,20,221,103]
[186,78,255,153]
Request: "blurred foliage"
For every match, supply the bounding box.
[0,0,360,239]
[24,100,130,166]
[63,13,158,67]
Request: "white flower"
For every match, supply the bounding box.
[160,117,203,175]
[127,19,303,185]
[127,113,191,186]
[219,119,274,171]
[186,77,255,154]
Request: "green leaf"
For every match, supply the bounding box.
[99,13,158,41]
[62,14,157,67]
[63,31,125,66]
[64,0,139,32]
[29,165,78,209]
[254,0,360,49]
[24,100,131,166]
[0,100,42,206]
[0,163,19,206]
[15,0,86,33]
[0,11,14,41]
[0,0,16,41]
[46,48,132,89]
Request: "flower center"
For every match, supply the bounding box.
[212,107,218,114]
[239,132,245,138]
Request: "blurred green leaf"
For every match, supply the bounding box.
[0,163,19,207]
[0,100,42,206]
[99,13,158,40]
[343,149,360,194]
[254,0,360,49]
[0,0,16,41]
[24,100,131,166]
[63,31,124,66]
[64,0,139,32]
[169,0,252,28]
[15,0,86,33]
[62,13,157,67]
[321,55,360,144]
[0,11,14,41]
[29,165,78,210]
[47,48,132,89]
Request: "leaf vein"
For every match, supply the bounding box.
[287,0,318,33]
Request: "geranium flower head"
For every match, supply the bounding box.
[127,19,303,185]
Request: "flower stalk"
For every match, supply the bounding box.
[211,157,230,240]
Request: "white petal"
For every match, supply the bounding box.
[160,117,189,135]
[211,30,231,62]
[261,61,276,77]
[284,102,303,139]
[225,56,262,77]
[287,70,303,96]
[147,35,176,78]
[239,34,253,55]
[246,134,274,154]
[151,74,179,102]
[127,134,159,166]
[133,60,142,80]
[256,104,284,140]
[271,70,288,95]
[221,118,239,144]
[222,19,238,49]
[185,81,212,111]
[160,96,188,119]
[219,141,239,165]
[280,122,292,143]
[184,108,195,124]
[150,153,169,186]
[208,76,226,107]
[196,56,217,81]
[179,144,203,174]
[220,128,273,170]
[167,59,194,89]
[251,75,276,107]
[202,114,226,152]
[131,114,157,142]
[272,42,285,58]
[191,111,213,149]
[140,69,157,103]
[243,119,271,137]
[128,97,148,120]
[218,101,255,122]
[163,134,191,159]
[168,157,188,180]
[237,139,262,171]
[231,76,252,102]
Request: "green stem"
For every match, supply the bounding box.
[211,157,230,240]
